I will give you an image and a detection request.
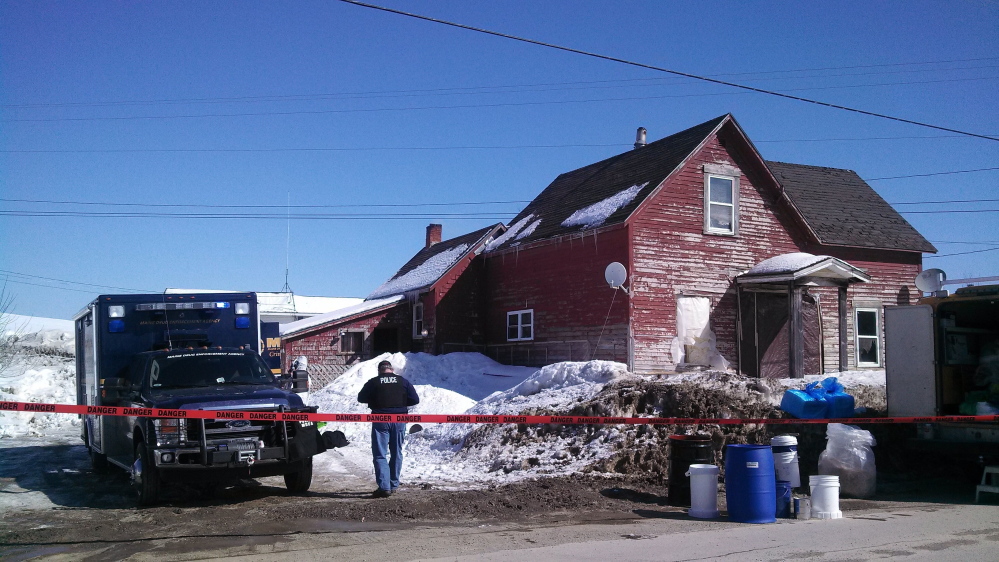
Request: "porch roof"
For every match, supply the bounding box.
[736,252,871,286]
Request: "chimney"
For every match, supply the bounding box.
[426,223,442,248]
[634,127,647,149]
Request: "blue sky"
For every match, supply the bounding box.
[2,1,997,319]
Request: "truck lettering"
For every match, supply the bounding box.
[88,406,118,415]
[123,408,153,416]
[446,415,471,423]
[155,409,187,418]
[215,411,245,419]
[336,414,363,421]
[249,412,277,420]
[280,413,310,421]
[0,402,20,411]
[24,403,56,412]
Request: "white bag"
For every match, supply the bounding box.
[817,423,877,498]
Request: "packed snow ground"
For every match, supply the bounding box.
[2,315,887,489]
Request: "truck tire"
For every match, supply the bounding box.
[85,427,109,473]
[284,457,313,494]
[133,441,161,506]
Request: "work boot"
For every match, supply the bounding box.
[371,488,392,498]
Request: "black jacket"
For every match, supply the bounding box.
[357,373,420,414]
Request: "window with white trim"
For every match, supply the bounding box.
[704,174,739,235]
[507,309,534,341]
[855,308,881,366]
[413,302,425,339]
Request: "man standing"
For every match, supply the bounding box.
[357,360,420,498]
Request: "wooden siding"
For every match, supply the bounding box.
[629,129,807,373]
[483,226,631,365]
[433,256,489,351]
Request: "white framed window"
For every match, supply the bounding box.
[507,309,534,341]
[704,174,739,235]
[855,308,881,366]
[413,302,425,339]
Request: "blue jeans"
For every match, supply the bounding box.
[371,422,406,491]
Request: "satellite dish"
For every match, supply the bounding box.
[914,268,946,293]
[605,262,628,289]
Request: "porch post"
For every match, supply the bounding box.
[838,285,848,371]
[736,286,743,376]
[788,282,804,378]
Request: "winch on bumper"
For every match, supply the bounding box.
[149,411,324,479]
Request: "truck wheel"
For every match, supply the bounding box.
[284,457,313,494]
[85,427,109,473]
[133,441,161,506]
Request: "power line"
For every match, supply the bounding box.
[866,167,999,181]
[925,246,999,258]
[891,198,999,205]
[333,0,999,142]
[4,75,998,124]
[0,210,516,220]
[0,197,529,209]
[4,59,997,110]
[0,270,154,292]
[900,209,999,215]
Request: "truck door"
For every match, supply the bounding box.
[885,305,937,416]
[80,309,102,451]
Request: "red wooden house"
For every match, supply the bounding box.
[284,114,934,381]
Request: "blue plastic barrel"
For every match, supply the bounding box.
[775,480,792,518]
[724,444,776,524]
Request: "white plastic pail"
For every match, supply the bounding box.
[685,464,720,518]
[771,435,800,488]
[809,475,842,519]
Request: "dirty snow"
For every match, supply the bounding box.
[744,252,829,275]
[366,243,471,300]
[485,214,534,250]
[280,295,405,336]
[561,182,648,230]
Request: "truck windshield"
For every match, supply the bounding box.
[148,352,275,388]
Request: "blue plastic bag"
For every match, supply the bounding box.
[821,377,855,418]
[780,385,829,419]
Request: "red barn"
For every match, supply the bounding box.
[284,114,934,383]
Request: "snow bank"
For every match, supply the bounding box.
[367,243,471,300]
[561,182,647,230]
[1,317,79,438]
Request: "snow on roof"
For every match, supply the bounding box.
[515,218,541,241]
[3,314,74,335]
[279,295,405,336]
[561,182,648,230]
[291,296,364,315]
[366,243,471,300]
[745,252,829,276]
[484,214,535,251]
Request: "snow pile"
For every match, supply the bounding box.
[514,218,541,241]
[1,316,79,438]
[367,243,471,300]
[280,295,404,336]
[311,353,634,485]
[744,252,829,276]
[561,182,648,230]
[485,214,535,250]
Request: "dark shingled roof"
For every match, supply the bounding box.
[766,161,937,253]
[488,115,728,250]
[366,223,504,299]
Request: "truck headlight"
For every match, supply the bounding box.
[153,418,186,446]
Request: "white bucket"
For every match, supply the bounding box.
[771,435,800,488]
[809,475,842,519]
[685,463,720,518]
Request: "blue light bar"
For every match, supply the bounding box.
[108,320,125,333]
[215,302,230,309]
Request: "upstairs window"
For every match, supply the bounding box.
[413,302,425,339]
[855,308,881,366]
[507,309,534,341]
[704,172,739,235]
